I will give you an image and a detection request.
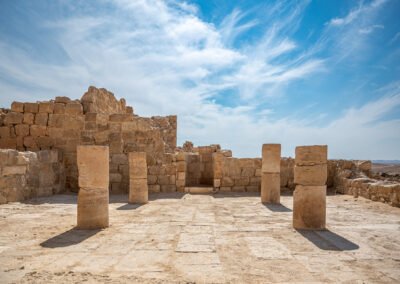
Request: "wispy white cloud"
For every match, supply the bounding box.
[389,32,400,44]
[323,0,388,62]
[0,0,398,159]
[327,0,387,27]
[359,24,384,34]
[220,8,259,47]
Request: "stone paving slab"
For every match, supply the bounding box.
[0,192,399,283]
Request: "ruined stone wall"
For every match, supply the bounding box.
[331,160,399,207]
[147,153,177,193]
[0,87,177,192]
[212,152,295,193]
[0,149,65,204]
[213,152,262,192]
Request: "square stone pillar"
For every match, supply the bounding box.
[261,144,281,203]
[77,146,109,229]
[129,152,148,204]
[293,145,327,230]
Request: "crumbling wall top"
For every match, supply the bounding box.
[81,86,129,114]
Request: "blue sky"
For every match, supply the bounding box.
[0,0,399,159]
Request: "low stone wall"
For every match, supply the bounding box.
[212,153,296,193]
[0,149,65,204]
[332,160,399,207]
[213,153,262,192]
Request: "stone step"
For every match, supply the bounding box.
[185,186,215,194]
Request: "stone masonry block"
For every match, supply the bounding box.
[294,164,327,186]
[262,144,281,173]
[0,126,11,138]
[11,102,24,113]
[15,124,30,137]
[148,184,160,193]
[2,165,26,176]
[53,103,66,114]
[293,185,326,230]
[129,152,147,179]
[177,172,185,180]
[23,113,35,125]
[24,103,39,113]
[30,125,47,137]
[55,96,71,104]
[176,161,186,172]
[65,103,83,116]
[39,102,54,113]
[0,138,17,149]
[36,136,54,148]
[77,187,109,229]
[261,173,280,204]
[295,145,327,166]
[129,178,148,204]
[112,154,128,165]
[48,114,65,128]
[77,145,109,189]
[109,114,133,122]
[35,113,48,126]
[4,112,23,125]
[23,136,37,148]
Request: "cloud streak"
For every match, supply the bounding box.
[0,0,399,159]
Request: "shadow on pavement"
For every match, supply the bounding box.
[40,228,100,248]
[116,203,144,210]
[263,203,292,212]
[297,229,359,251]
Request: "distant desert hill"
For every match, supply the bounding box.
[372,160,400,175]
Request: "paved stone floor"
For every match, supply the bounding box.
[0,192,399,283]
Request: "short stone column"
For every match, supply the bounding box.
[129,152,148,204]
[77,146,109,229]
[261,144,281,203]
[293,145,327,230]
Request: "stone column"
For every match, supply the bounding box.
[261,144,281,203]
[129,152,148,204]
[293,145,327,230]
[77,146,109,229]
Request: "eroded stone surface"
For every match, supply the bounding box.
[0,193,399,283]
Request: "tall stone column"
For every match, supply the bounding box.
[261,144,281,203]
[129,152,148,204]
[293,145,327,230]
[77,146,109,229]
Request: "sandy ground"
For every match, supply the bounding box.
[0,192,399,283]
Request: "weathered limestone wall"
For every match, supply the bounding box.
[1,87,398,208]
[214,155,262,193]
[147,153,177,193]
[0,86,177,192]
[212,150,295,193]
[331,160,400,207]
[0,149,65,204]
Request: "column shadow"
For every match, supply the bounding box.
[263,203,292,212]
[116,203,144,210]
[297,229,359,251]
[40,228,100,248]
